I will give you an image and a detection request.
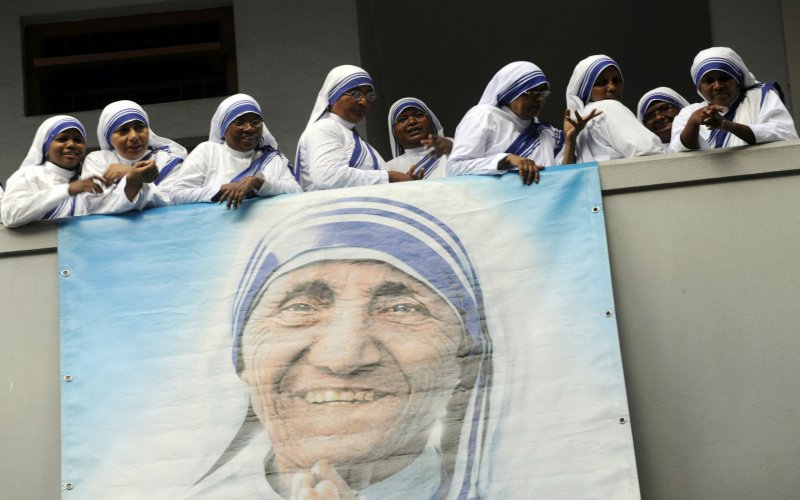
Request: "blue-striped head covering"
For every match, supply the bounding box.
[566,55,622,111]
[96,100,188,161]
[42,117,86,160]
[98,101,149,150]
[636,87,691,122]
[208,94,278,149]
[387,97,445,158]
[21,115,86,168]
[478,61,549,107]
[231,194,491,499]
[690,47,757,99]
[304,65,375,129]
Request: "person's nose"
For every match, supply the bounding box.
[126,130,140,143]
[307,307,381,374]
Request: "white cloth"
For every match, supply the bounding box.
[385,146,448,179]
[169,142,301,205]
[386,97,448,179]
[294,65,387,191]
[302,64,374,131]
[295,112,387,191]
[82,149,179,206]
[2,115,148,228]
[670,88,798,151]
[387,97,445,158]
[575,99,664,162]
[188,422,445,500]
[97,100,187,155]
[566,55,663,161]
[88,100,187,205]
[208,94,278,147]
[1,161,145,228]
[448,105,564,175]
[448,61,564,175]
[670,47,798,151]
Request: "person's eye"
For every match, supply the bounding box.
[594,79,607,87]
[377,300,431,320]
[283,302,317,312]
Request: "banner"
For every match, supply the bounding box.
[58,165,639,499]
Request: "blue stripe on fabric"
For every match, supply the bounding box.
[154,157,183,186]
[105,110,148,146]
[638,94,686,120]
[419,154,441,179]
[220,101,261,138]
[391,99,427,124]
[497,71,547,106]
[328,72,373,106]
[692,58,745,87]
[42,119,86,160]
[229,146,282,182]
[578,58,618,103]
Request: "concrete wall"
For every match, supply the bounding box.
[0,0,361,183]
[3,141,800,500]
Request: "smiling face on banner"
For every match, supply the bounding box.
[239,259,465,490]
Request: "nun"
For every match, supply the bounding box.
[637,87,691,149]
[83,100,187,203]
[294,65,417,191]
[2,115,155,228]
[448,61,594,185]
[670,47,798,151]
[169,94,301,209]
[566,55,664,162]
[386,97,451,179]
[189,196,492,499]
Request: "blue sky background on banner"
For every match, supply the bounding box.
[58,164,638,499]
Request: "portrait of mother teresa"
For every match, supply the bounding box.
[191,196,492,499]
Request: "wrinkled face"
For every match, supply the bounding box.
[224,112,263,152]
[110,120,150,160]
[590,66,624,102]
[393,107,435,149]
[508,83,548,120]
[643,101,680,143]
[240,260,464,478]
[330,85,375,124]
[47,129,86,170]
[699,70,739,107]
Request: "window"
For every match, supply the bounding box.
[23,7,237,116]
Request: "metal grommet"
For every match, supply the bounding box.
[591,206,600,213]
[619,417,627,424]
[604,310,614,318]
[60,269,71,278]
[64,482,75,490]
[63,375,74,382]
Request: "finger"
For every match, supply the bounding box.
[313,461,353,499]
[534,165,541,184]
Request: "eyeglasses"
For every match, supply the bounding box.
[231,117,263,128]
[344,90,378,102]
[520,89,551,98]
[643,103,678,125]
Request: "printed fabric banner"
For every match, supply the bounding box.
[58,164,639,499]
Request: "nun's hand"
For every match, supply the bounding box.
[387,171,418,183]
[420,134,453,157]
[407,163,425,180]
[102,163,133,184]
[563,109,602,140]
[68,176,110,196]
[701,104,727,129]
[499,154,544,185]
[290,461,357,500]
[123,161,159,201]
[214,176,264,209]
